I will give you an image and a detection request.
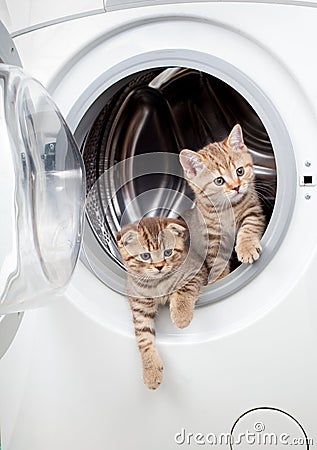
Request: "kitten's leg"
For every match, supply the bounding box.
[235,209,265,264]
[129,297,163,390]
[207,242,230,283]
[170,268,207,329]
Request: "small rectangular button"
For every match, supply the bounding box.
[299,175,316,186]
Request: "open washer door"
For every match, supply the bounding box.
[0,23,85,315]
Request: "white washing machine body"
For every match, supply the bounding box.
[0,2,317,449]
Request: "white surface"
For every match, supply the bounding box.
[1,2,317,449]
[104,0,317,11]
[12,3,317,149]
[2,0,317,36]
[0,80,17,299]
[1,256,317,449]
[0,0,104,34]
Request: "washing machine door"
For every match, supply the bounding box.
[0,50,85,314]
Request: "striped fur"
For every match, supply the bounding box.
[180,124,265,282]
[116,217,208,389]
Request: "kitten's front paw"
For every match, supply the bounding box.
[236,239,262,264]
[170,303,194,329]
[142,352,163,390]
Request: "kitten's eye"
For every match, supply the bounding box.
[164,249,173,257]
[140,252,151,261]
[214,176,225,186]
[236,167,245,176]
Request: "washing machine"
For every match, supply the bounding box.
[0,0,317,448]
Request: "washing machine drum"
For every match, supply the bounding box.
[83,68,277,287]
[0,65,85,314]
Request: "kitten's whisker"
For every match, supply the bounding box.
[254,184,276,195]
[251,189,274,202]
[254,186,276,196]
[255,178,276,185]
[249,190,274,209]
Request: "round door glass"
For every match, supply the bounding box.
[0,65,85,314]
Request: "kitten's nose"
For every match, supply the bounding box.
[155,265,164,272]
[233,185,240,192]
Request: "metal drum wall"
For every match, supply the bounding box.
[81,67,276,300]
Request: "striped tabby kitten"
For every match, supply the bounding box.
[179,124,265,281]
[116,217,207,389]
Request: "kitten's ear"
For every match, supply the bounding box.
[226,124,245,150]
[166,221,187,237]
[179,150,205,179]
[116,228,137,246]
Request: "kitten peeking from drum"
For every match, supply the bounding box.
[179,124,265,281]
[116,217,208,390]
[116,124,264,390]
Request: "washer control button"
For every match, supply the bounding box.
[299,175,315,186]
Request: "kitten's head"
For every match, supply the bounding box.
[179,124,254,205]
[116,217,188,278]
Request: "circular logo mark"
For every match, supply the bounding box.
[230,407,310,449]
